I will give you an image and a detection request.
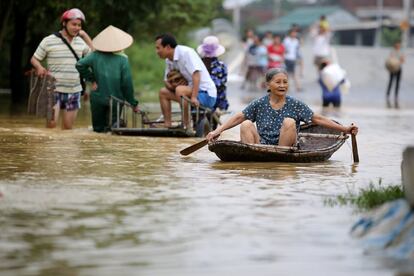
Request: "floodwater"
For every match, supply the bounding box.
[0,81,414,276]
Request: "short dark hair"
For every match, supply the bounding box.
[155,34,177,48]
[265,68,288,82]
[319,61,328,71]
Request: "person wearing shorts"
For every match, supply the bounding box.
[55,92,81,112]
[282,29,302,91]
[155,33,217,129]
[30,8,92,129]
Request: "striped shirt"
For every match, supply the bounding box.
[34,34,90,93]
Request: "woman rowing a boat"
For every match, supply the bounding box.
[206,68,358,146]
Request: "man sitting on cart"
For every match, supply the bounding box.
[155,34,217,129]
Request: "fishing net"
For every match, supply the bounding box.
[27,70,56,122]
[167,69,187,88]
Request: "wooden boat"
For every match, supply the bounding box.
[109,96,217,138]
[111,127,197,137]
[208,123,348,162]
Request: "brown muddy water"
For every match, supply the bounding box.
[0,92,413,276]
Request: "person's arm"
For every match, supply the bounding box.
[76,54,95,83]
[206,112,246,142]
[191,71,201,107]
[30,56,48,77]
[163,64,177,92]
[164,80,175,91]
[400,51,405,64]
[311,113,358,135]
[78,30,94,51]
[76,53,98,92]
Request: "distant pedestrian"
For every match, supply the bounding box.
[283,28,302,91]
[267,34,285,69]
[291,24,304,78]
[319,15,330,31]
[197,35,229,112]
[312,24,332,71]
[318,60,343,108]
[243,28,255,48]
[242,35,268,90]
[262,31,274,47]
[30,8,92,129]
[76,25,140,133]
[385,40,404,102]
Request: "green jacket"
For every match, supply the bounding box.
[76,51,138,106]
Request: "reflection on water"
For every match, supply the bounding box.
[0,97,414,275]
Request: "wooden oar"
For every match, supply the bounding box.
[180,139,208,156]
[351,133,359,163]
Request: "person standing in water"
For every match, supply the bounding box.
[30,8,92,129]
[76,25,140,132]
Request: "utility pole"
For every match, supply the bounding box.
[375,0,383,47]
[274,0,281,19]
[402,0,412,49]
[233,4,241,39]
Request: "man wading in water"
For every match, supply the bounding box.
[30,8,93,129]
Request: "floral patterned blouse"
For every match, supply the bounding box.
[209,58,229,110]
[242,95,314,145]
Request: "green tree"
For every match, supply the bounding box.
[382,27,402,47]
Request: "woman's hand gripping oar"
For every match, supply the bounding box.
[350,123,359,163]
[180,131,220,156]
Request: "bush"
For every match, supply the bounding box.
[126,42,165,103]
[382,28,402,47]
[325,178,404,210]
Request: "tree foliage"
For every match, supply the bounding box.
[382,27,402,47]
[0,0,222,103]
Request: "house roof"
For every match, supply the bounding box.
[256,6,359,34]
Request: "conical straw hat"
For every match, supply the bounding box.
[92,25,133,52]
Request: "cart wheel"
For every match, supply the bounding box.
[195,117,211,137]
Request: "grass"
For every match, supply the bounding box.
[126,41,165,103]
[325,178,405,210]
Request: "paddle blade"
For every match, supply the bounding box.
[180,139,208,156]
[351,134,359,163]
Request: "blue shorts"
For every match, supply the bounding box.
[285,59,296,73]
[197,90,216,109]
[55,92,81,111]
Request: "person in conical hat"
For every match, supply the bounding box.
[76,25,140,132]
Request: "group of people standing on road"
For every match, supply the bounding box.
[241,26,303,92]
[241,16,345,108]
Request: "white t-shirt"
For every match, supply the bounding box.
[313,33,331,57]
[282,36,299,61]
[164,45,217,98]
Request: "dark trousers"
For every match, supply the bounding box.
[386,70,402,98]
[90,102,124,133]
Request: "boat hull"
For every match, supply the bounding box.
[208,124,347,162]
